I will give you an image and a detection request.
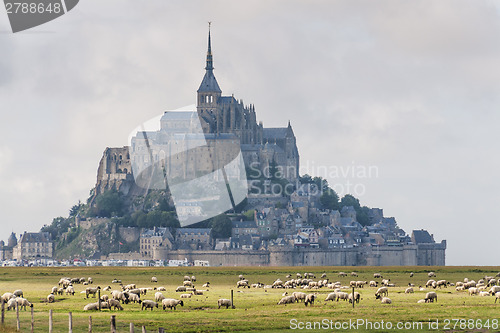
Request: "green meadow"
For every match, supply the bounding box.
[0,266,499,332]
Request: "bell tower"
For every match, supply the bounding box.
[197,22,222,133]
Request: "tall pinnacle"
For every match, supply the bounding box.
[206,22,213,71]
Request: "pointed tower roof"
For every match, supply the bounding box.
[198,22,221,93]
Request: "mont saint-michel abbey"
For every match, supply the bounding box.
[126,28,299,189]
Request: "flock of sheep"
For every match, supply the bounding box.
[3,270,500,314]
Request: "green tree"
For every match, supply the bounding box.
[357,206,371,226]
[340,194,361,210]
[210,214,232,239]
[94,190,124,217]
[320,189,340,211]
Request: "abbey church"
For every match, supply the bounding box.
[96,28,300,197]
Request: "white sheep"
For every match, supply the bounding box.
[375,287,389,298]
[83,302,100,311]
[6,298,17,310]
[237,280,250,288]
[183,280,193,287]
[304,294,317,306]
[108,299,124,310]
[85,286,101,298]
[47,294,55,303]
[380,297,392,304]
[425,292,438,303]
[13,290,23,298]
[162,298,183,310]
[1,292,15,303]
[348,292,360,304]
[417,299,426,303]
[128,293,141,304]
[428,272,436,277]
[202,282,210,288]
[369,281,378,287]
[469,288,479,296]
[495,292,500,303]
[479,291,490,297]
[405,287,414,294]
[292,292,307,303]
[151,276,158,283]
[157,286,166,291]
[278,295,296,305]
[489,286,500,295]
[218,298,234,309]
[155,292,166,302]
[141,300,158,311]
[51,286,58,294]
[176,286,187,292]
[191,276,196,282]
[336,292,349,301]
[180,294,192,298]
[66,286,75,296]
[325,292,337,302]
[373,273,383,278]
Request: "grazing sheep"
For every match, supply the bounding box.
[157,287,166,291]
[100,294,109,302]
[479,291,490,297]
[278,295,296,305]
[321,273,327,278]
[336,292,349,301]
[348,292,360,304]
[180,294,192,299]
[373,273,383,279]
[351,272,358,277]
[417,299,426,304]
[381,279,391,286]
[128,288,141,296]
[66,286,75,296]
[83,302,100,311]
[237,280,250,288]
[183,280,193,287]
[108,299,124,310]
[86,286,101,298]
[292,292,307,303]
[47,294,55,303]
[489,286,500,295]
[193,290,203,296]
[469,288,479,296]
[155,292,166,302]
[176,286,187,292]
[141,300,158,311]
[428,272,436,277]
[183,275,191,281]
[6,298,17,311]
[13,290,23,298]
[218,298,234,309]
[239,274,245,280]
[151,276,158,283]
[338,272,347,277]
[426,280,436,289]
[495,292,500,303]
[128,293,141,304]
[202,282,210,288]
[186,287,196,292]
[380,297,392,304]
[410,272,414,278]
[436,280,449,288]
[425,292,438,303]
[51,286,58,294]
[57,288,64,295]
[305,294,317,306]
[405,287,414,294]
[325,292,337,302]
[1,293,15,303]
[162,298,184,310]
[139,288,148,295]
[111,279,121,284]
[16,297,33,310]
[375,287,389,298]
[191,276,196,282]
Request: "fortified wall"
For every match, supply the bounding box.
[154,244,445,266]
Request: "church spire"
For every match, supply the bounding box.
[206,22,213,71]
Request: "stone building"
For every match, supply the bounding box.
[140,227,174,259]
[176,228,212,250]
[0,233,17,260]
[12,232,53,260]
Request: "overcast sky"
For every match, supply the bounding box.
[1,1,499,265]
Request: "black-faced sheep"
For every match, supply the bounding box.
[85,286,101,298]
[141,300,158,311]
[292,292,307,303]
[47,294,55,303]
[380,297,392,304]
[162,298,183,310]
[375,287,389,298]
[83,302,100,311]
[348,292,360,304]
[108,299,124,310]
[425,292,438,303]
[305,294,317,306]
[278,295,296,305]
[218,298,234,309]
[151,276,158,283]
[325,292,337,302]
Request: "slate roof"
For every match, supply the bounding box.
[263,128,289,139]
[411,230,435,244]
[177,228,212,235]
[19,232,52,243]
[197,71,221,93]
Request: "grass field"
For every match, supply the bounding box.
[0,266,499,332]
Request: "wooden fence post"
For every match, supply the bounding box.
[352,286,355,309]
[16,302,20,331]
[111,315,116,333]
[98,290,101,311]
[1,299,4,325]
[69,312,73,333]
[89,315,92,333]
[129,322,134,333]
[159,328,165,333]
[49,309,53,333]
[31,306,34,333]
[142,326,146,333]
[231,289,234,308]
